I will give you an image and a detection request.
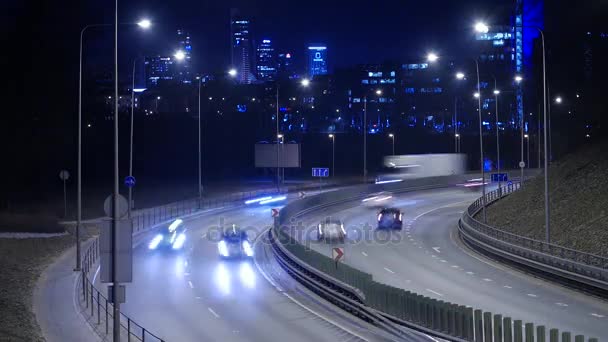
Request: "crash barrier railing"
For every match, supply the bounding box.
[460,183,608,291]
[271,175,599,342]
[79,238,165,342]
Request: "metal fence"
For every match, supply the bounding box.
[271,180,601,342]
[80,238,165,341]
[461,184,608,287]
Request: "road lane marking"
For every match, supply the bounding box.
[195,296,202,299]
[483,278,493,282]
[384,267,395,274]
[503,285,512,289]
[439,259,447,263]
[426,289,444,297]
[208,307,220,318]
[451,265,459,268]
[466,271,474,275]
[361,251,368,257]
[527,293,537,298]
[188,281,194,289]
[590,313,605,318]
[432,247,441,253]
[555,303,568,307]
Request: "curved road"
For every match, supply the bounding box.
[295,186,608,340]
[93,196,417,342]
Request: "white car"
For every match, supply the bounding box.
[317,219,346,243]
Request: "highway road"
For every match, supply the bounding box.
[295,186,608,340]
[92,193,428,342]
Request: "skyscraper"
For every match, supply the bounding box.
[256,39,276,81]
[307,45,328,78]
[231,9,255,84]
[176,29,192,84]
[277,51,296,79]
[145,56,177,87]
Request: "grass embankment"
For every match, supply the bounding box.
[0,223,97,341]
[484,140,608,257]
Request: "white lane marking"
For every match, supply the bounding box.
[431,255,437,258]
[202,233,207,239]
[555,302,568,307]
[208,307,220,318]
[426,289,444,297]
[384,267,395,274]
[432,247,441,253]
[466,271,474,275]
[439,259,447,263]
[188,281,194,289]
[424,334,441,342]
[451,265,459,269]
[590,313,605,318]
[527,293,538,298]
[503,285,512,289]
[195,296,202,299]
[483,278,493,282]
[184,272,190,276]
[361,251,368,257]
[413,199,473,220]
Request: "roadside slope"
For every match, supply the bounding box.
[484,140,608,256]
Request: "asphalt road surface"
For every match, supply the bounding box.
[93,194,431,342]
[295,186,608,340]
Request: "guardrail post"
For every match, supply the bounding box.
[456,305,465,338]
[82,270,86,302]
[142,327,146,342]
[514,320,523,342]
[588,338,598,342]
[549,329,558,342]
[439,302,448,333]
[127,319,131,342]
[574,335,584,342]
[97,291,100,325]
[484,312,493,342]
[525,323,534,342]
[448,304,456,335]
[430,299,439,330]
[561,332,571,342]
[90,283,94,316]
[474,309,483,342]
[503,317,512,342]
[494,314,503,342]
[105,299,109,334]
[537,326,546,342]
[465,307,474,341]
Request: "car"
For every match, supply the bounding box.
[148,219,187,250]
[217,225,254,259]
[377,208,403,229]
[361,191,394,208]
[317,219,346,243]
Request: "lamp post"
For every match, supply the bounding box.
[524,134,530,169]
[388,133,395,155]
[455,72,465,154]
[112,1,120,338]
[329,134,335,177]
[363,89,382,182]
[455,134,461,153]
[76,19,150,271]
[493,86,501,190]
[128,57,140,218]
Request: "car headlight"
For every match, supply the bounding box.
[377,213,383,222]
[172,233,186,250]
[218,240,229,257]
[242,240,254,257]
[340,224,346,236]
[318,224,323,235]
[399,213,403,221]
[148,234,164,250]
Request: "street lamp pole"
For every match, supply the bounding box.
[329,134,335,177]
[492,79,501,190]
[363,96,367,182]
[128,58,138,219]
[389,134,395,155]
[112,0,121,339]
[276,85,280,191]
[198,78,202,207]
[539,28,550,243]
[454,97,458,153]
[475,60,487,222]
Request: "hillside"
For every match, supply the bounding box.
[484,140,608,257]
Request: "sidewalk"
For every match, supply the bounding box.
[34,240,100,342]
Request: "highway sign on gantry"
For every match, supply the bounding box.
[312,167,329,177]
[332,247,344,263]
[271,208,280,218]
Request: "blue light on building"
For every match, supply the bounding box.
[307,46,328,77]
[256,39,276,81]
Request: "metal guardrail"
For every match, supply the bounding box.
[271,178,600,342]
[460,183,608,291]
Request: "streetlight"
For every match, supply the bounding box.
[128,57,145,219]
[474,92,480,98]
[388,133,395,155]
[456,72,465,80]
[301,78,311,87]
[228,68,238,77]
[155,96,161,111]
[329,134,335,177]
[195,76,205,207]
[524,134,530,169]
[427,52,439,63]
[454,72,466,153]
[493,83,502,190]
[137,19,151,29]
[363,89,382,182]
[174,50,185,61]
[76,19,151,275]
[555,96,562,104]
[475,22,490,34]
[514,75,523,83]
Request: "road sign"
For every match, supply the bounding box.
[298,191,306,199]
[103,194,129,218]
[100,219,132,284]
[124,175,136,188]
[59,170,70,181]
[490,173,508,182]
[332,247,344,263]
[519,161,526,168]
[271,208,280,218]
[312,167,329,177]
